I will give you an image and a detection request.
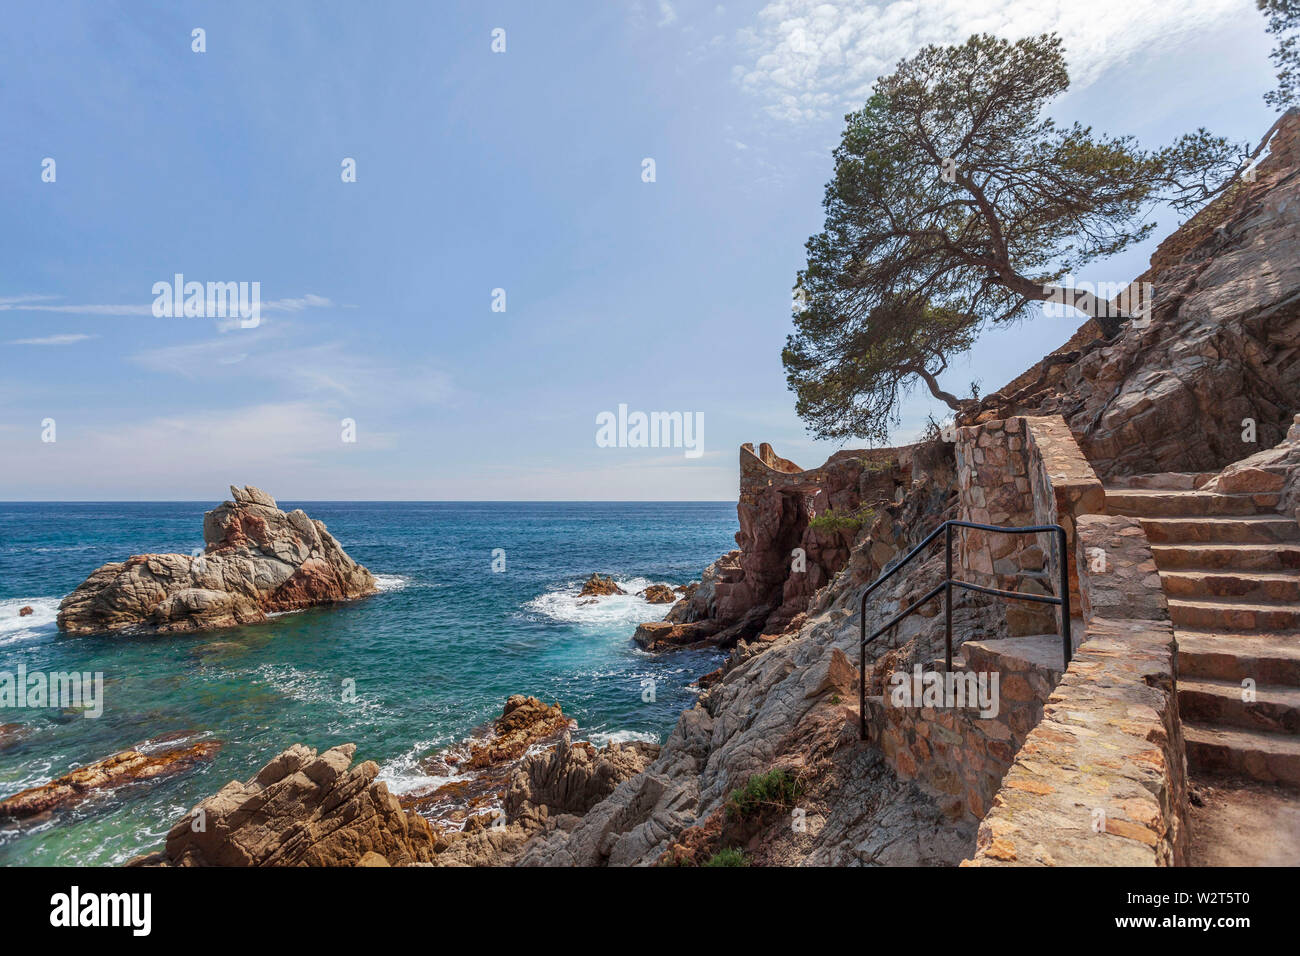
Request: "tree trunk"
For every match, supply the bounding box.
[906,364,968,411]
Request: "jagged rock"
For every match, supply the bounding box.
[0,734,220,820]
[639,584,676,604]
[505,732,659,829]
[578,574,625,598]
[466,696,573,769]
[57,485,376,635]
[17,606,32,617]
[140,743,437,867]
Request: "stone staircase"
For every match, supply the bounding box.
[1106,476,1300,787]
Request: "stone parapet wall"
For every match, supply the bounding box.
[954,415,1104,637]
[965,514,1187,866]
[865,636,1062,822]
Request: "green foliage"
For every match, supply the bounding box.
[785,32,1243,443]
[807,505,876,534]
[1260,0,1300,109]
[859,457,896,474]
[726,769,806,820]
[703,848,750,867]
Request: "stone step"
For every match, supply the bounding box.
[1161,569,1300,602]
[1170,597,1300,631]
[1138,515,1300,545]
[1179,678,1300,734]
[1178,631,1300,685]
[1106,472,1216,491]
[1183,722,1300,787]
[1152,543,1300,572]
[1107,489,1280,518]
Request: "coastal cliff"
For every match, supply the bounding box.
[118,112,1300,867]
[57,485,376,635]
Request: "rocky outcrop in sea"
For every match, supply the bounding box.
[57,485,377,635]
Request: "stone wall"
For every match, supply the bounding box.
[954,415,1104,636]
[865,636,1062,822]
[965,514,1187,866]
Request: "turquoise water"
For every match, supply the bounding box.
[0,501,734,865]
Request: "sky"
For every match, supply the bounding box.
[0,0,1282,500]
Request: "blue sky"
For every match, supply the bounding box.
[0,0,1281,500]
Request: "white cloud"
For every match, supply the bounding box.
[6,333,98,346]
[659,1,678,26]
[734,0,1244,122]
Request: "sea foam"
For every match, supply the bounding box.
[0,597,61,646]
[522,576,675,628]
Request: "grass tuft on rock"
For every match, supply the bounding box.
[726,768,805,820]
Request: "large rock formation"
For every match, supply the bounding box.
[138,743,438,867]
[967,110,1300,480]
[57,485,376,635]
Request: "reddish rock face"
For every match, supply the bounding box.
[644,443,917,650]
[640,584,676,604]
[17,606,33,617]
[137,742,439,868]
[578,574,625,598]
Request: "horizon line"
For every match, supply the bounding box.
[0,498,740,505]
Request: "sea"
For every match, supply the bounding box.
[0,500,735,865]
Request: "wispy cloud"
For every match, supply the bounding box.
[130,325,457,408]
[734,0,1243,122]
[0,292,334,321]
[6,333,99,346]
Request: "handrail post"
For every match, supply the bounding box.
[944,522,953,672]
[1057,526,1072,667]
[859,591,867,741]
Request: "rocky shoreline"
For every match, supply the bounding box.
[124,695,658,867]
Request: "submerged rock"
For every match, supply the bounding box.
[57,485,376,636]
[17,606,33,617]
[0,723,34,753]
[0,733,220,820]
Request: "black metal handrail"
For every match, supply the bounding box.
[857,520,1071,740]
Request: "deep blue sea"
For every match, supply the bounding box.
[0,501,735,865]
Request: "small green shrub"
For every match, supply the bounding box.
[703,847,749,867]
[807,505,875,533]
[726,769,806,820]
